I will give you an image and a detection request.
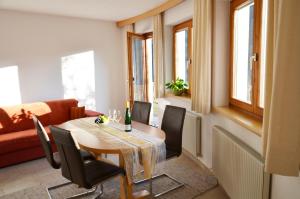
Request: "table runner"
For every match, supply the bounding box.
[60,117,166,183]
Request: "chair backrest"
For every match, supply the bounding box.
[161,105,186,156]
[131,101,152,125]
[32,115,60,169]
[50,126,87,187]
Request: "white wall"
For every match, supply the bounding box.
[0,10,126,113]
[135,17,152,34]
[164,0,193,26]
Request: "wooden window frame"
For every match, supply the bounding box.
[229,0,263,119]
[173,19,193,95]
[127,32,153,106]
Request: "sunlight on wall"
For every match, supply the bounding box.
[0,66,22,106]
[61,51,96,110]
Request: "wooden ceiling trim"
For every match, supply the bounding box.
[116,0,185,27]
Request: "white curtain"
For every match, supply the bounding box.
[263,0,300,176]
[191,0,212,114]
[122,25,134,101]
[153,14,165,98]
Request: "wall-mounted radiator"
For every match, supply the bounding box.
[212,126,270,199]
[182,111,201,157]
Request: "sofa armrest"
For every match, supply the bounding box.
[85,110,102,117]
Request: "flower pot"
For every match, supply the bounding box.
[173,90,184,96]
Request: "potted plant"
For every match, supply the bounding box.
[165,78,189,96]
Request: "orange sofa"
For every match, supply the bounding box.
[0,99,100,168]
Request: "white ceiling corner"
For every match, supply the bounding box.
[0,0,166,21]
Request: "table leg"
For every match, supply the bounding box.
[119,154,133,199]
[119,154,151,199]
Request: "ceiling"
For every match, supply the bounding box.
[0,0,166,21]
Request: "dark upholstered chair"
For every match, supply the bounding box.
[32,115,96,199]
[131,101,152,125]
[135,105,186,197]
[50,126,127,199]
[32,115,60,169]
[162,105,186,159]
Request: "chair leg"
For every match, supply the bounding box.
[134,173,184,198]
[47,181,72,199]
[65,186,98,199]
[46,181,99,199]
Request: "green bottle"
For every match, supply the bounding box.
[125,101,132,132]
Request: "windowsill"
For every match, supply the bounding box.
[164,92,191,100]
[212,106,262,137]
[156,92,192,112]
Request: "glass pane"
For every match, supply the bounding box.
[232,2,254,104]
[146,38,154,102]
[259,0,268,108]
[132,37,146,101]
[175,30,189,84]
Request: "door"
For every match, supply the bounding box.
[127,32,153,105]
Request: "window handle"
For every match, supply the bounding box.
[249,53,257,70]
[186,58,192,65]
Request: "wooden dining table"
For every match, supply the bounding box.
[59,119,166,199]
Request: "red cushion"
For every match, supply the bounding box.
[70,106,86,120]
[0,99,78,134]
[46,99,78,125]
[0,127,53,155]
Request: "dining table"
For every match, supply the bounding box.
[58,117,166,199]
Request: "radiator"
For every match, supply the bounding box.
[182,111,201,157]
[212,126,270,199]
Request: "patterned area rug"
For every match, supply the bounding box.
[0,155,217,199]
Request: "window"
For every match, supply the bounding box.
[173,19,192,93]
[127,32,154,104]
[61,51,96,110]
[0,65,22,106]
[230,0,263,118]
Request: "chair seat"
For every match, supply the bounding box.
[84,160,125,188]
[52,150,95,168]
[166,149,180,159]
[80,150,95,160]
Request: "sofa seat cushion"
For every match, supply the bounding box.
[0,127,53,155]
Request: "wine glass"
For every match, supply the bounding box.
[108,109,113,121]
[112,109,117,122]
[116,110,122,123]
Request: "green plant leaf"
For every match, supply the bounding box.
[165,78,189,94]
